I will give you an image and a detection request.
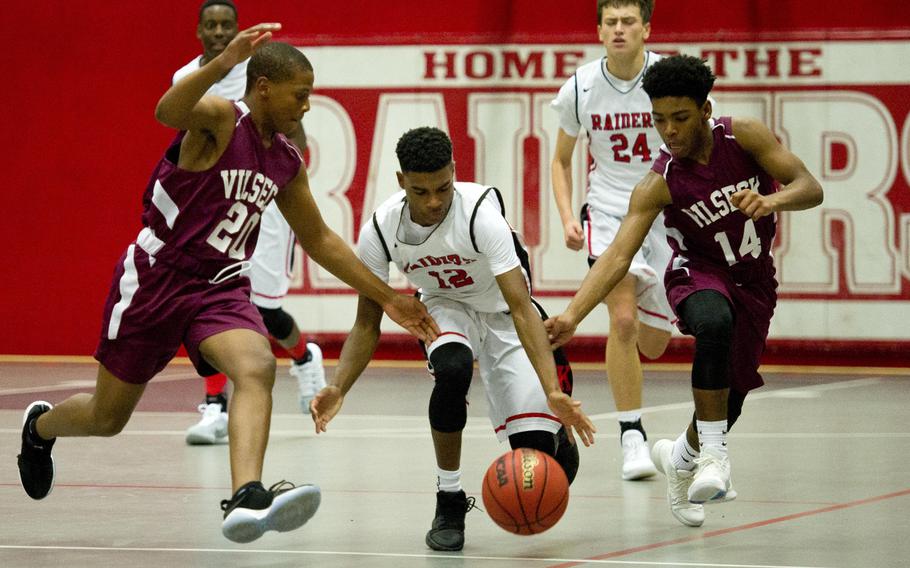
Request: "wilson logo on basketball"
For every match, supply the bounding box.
[495,456,508,487]
[521,451,540,490]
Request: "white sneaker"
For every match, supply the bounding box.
[621,430,658,480]
[651,439,705,527]
[290,343,326,414]
[688,446,734,504]
[185,403,228,445]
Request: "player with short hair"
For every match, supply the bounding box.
[311,127,596,551]
[174,0,327,446]
[16,25,438,543]
[547,54,823,527]
[550,0,670,481]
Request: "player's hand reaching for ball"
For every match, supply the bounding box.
[310,385,344,433]
[382,295,440,343]
[545,313,578,349]
[547,392,596,447]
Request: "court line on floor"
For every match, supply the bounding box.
[546,488,910,568]
[0,544,836,567]
[2,354,908,376]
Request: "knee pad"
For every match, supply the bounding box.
[256,306,295,340]
[554,426,580,485]
[428,343,474,433]
[508,429,557,457]
[682,291,734,391]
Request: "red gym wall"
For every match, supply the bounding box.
[2,1,909,365]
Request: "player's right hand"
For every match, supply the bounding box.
[383,295,440,343]
[547,392,596,447]
[563,220,585,251]
[545,312,578,349]
[218,23,282,69]
[310,385,344,433]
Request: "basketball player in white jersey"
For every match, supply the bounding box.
[550,0,672,481]
[174,0,326,445]
[310,127,596,551]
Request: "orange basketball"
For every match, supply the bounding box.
[481,447,569,535]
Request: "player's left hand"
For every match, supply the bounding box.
[731,189,774,221]
[547,392,596,447]
[383,295,440,343]
[545,313,578,349]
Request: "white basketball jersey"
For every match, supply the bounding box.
[551,51,664,217]
[358,182,528,313]
[172,56,249,100]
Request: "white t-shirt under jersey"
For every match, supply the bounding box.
[551,51,663,217]
[358,182,521,313]
[172,56,248,99]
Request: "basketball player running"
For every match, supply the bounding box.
[16,24,438,543]
[547,55,823,527]
[175,0,327,446]
[550,0,671,481]
[310,127,596,551]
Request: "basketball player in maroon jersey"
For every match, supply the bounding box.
[547,54,823,527]
[17,23,438,543]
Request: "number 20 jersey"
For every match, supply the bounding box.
[551,52,664,217]
[139,102,302,266]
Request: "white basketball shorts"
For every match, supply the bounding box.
[423,295,562,442]
[249,202,296,309]
[583,205,676,332]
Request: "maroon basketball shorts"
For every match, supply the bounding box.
[665,260,778,393]
[94,244,267,384]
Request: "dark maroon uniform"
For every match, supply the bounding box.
[95,102,303,384]
[652,116,778,392]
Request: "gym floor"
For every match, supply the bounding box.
[2,357,908,567]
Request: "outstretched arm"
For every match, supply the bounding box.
[497,268,595,446]
[546,171,671,347]
[551,129,585,251]
[155,23,280,133]
[275,166,439,342]
[729,117,824,219]
[310,295,384,432]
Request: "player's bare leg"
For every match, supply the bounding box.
[36,365,145,439]
[604,275,657,480]
[201,329,320,543]
[18,365,145,500]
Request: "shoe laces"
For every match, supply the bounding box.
[694,450,729,473]
[667,467,695,505]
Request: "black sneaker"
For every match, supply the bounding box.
[220,480,321,543]
[17,401,56,500]
[554,426,580,485]
[425,490,476,551]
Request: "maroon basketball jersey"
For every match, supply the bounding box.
[140,102,302,265]
[652,117,777,275]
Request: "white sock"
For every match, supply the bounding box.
[436,468,462,493]
[671,431,699,471]
[617,410,642,424]
[696,419,729,457]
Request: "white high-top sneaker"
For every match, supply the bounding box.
[620,429,658,480]
[185,403,228,445]
[290,343,326,414]
[651,439,705,527]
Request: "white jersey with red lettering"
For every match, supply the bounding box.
[358,182,524,313]
[551,51,664,217]
[358,182,561,440]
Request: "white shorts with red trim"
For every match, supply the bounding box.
[423,295,562,442]
[249,202,296,309]
[583,205,676,333]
